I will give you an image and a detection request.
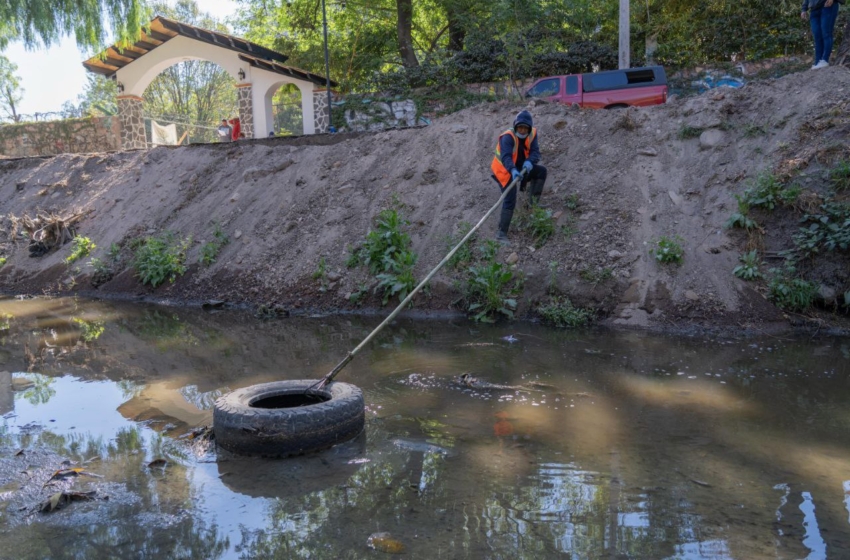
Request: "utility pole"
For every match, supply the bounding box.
[321,0,333,130]
[619,0,630,69]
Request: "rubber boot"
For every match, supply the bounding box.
[496,206,513,245]
[528,178,548,208]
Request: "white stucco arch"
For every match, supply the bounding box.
[258,79,315,137]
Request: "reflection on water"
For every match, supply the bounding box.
[0,296,849,559]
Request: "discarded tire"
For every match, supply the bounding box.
[213,380,365,458]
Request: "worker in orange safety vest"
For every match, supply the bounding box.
[490,110,547,244]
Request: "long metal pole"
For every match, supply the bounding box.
[315,170,527,389]
[619,0,630,69]
[321,0,333,130]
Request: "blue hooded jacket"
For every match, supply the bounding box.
[499,110,540,173]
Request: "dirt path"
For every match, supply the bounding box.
[1,67,849,332]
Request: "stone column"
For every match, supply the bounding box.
[117,95,146,150]
[236,84,254,139]
[313,90,330,134]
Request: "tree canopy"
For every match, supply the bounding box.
[0,0,146,50]
[0,55,24,122]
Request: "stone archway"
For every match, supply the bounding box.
[83,16,335,149]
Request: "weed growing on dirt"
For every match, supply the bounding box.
[742,123,767,137]
[650,236,684,264]
[733,250,762,280]
[349,284,368,306]
[547,261,559,293]
[200,224,230,266]
[677,125,704,140]
[108,243,121,261]
[740,172,799,210]
[725,196,760,231]
[768,266,816,311]
[564,193,580,210]
[580,267,614,285]
[537,297,594,328]
[830,159,850,190]
[66,236,95,264]
[312,257,327,281]
[445,222,474,270]
[560,219,577,239]
[793,201,850,255]
[0,257,5,268]
[375,250,418,305]
[88,257,109,276]
[463,240,522,322]
[133,233,191,288]
[523,207,555,248]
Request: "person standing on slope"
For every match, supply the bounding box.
[490,110,548,244]
[801,0,843,69]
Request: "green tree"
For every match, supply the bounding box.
[63,73,118,117]
[0,0,147,50]
[0,55,24,123]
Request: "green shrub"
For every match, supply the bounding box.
[650,235,684,264]
[768,266,816,311]
[199,224,230,266]
[355,208,412,275]
[564,193,580,211]
[375,250,417,305]
[733,250,762,280]
[0,257,6,268]
[312,257,327,281]
[465,261,521,322]
[538,297,594,328]
[133,233,191,287]
[349,284,368,307]
[739,172,799,210]
[478,239,500,262]
[66,236,95,264]
[520,207,555,248]
[793,201,850,255]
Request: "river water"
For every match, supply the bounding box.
[0,297,848,559]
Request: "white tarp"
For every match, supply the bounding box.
[151,120,178,146]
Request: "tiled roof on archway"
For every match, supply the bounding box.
[83,16,336,87]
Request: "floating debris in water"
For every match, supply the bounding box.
[502,335,519,343]
[366,532,406,554]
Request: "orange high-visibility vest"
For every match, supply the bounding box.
[491,128,537,187]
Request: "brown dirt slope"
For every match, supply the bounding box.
[1,67,849,331]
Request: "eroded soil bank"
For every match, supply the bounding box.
[1,68,849,332]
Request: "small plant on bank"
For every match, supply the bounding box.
[538,297,594,328]
[725,196,760,231]
[580,267,614,286]
[462,239,523,322]
[733,250,762,280]
[445,221,474,270]
[830,159,850,190]
[564,193,580,211]
[677,125,704,139]
[66,236,95,264]
[740,172,799,210]
[312,257,327,281]
[521,207,555,248]
[793,201,850,255]
[375,250,418,305]
[349,283,368,306]
[0,257,6,268]
[133,232,191,288]
[649,235,684,264]
[199,224,230,266]
[547,261,559,293]
[768,265,816,311]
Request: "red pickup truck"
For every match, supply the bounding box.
[525,66,668,109]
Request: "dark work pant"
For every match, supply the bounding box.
[500,164,547,212]
[810,3,840,63]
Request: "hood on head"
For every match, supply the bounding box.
[513,110,533,130]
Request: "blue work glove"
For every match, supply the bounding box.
[510,169,521,182]
[522,161,533,174]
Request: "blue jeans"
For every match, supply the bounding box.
[810,3,840,63]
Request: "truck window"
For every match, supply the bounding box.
[566,76,578,95]
[625,69,655,84]
[527,78,560,98]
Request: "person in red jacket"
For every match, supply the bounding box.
[229,117,241,141]
[490,110,547,244]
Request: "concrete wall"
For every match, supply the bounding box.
[0,116,121,158]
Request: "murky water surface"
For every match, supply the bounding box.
[0,297,849,559]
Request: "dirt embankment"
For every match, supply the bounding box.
[1,68,849,331]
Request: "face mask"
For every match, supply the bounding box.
[515,131,528,139]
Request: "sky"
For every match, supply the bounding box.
[3,0,240,117]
